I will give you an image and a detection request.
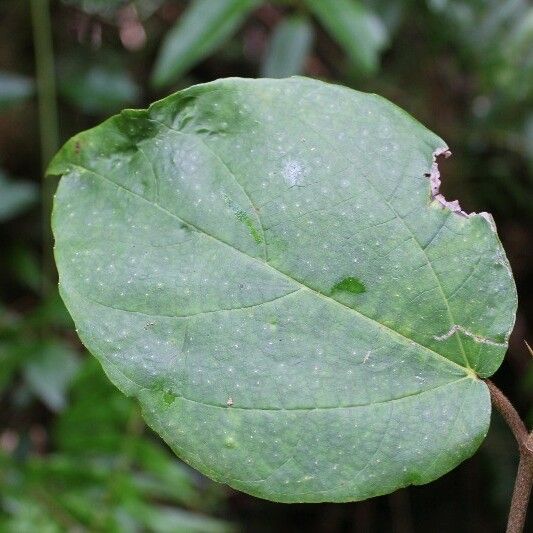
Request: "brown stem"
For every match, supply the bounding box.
[485,380,533,533]
[507,454,533,533]
[486,380,528,447]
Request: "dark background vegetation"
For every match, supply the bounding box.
[0,0,532,531]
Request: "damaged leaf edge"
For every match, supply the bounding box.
[428,147,517,348]
[429,147,495,231]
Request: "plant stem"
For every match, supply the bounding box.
[486,380,533,533]
[508,454,533,533]
[486,380,528,446]
[30,0,59,297]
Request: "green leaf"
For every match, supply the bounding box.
[132,504,236,533]
[54,357,135,454]
[304,0,388,75]
[49,77,517,503]
[0,169,37,222]
[7,246,41,292]
[261,17,314,78]
[151,0,259,88]
[0,72,34,111]
[23,341,81,412]
[58,53,140,115]
[0,341,22,393]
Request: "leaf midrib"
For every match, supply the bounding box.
[62,162,469,376]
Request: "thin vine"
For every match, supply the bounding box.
[30,0,59,296]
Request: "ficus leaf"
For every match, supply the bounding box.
[49,77,517,503]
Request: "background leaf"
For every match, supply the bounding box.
[49,77,517,503]
[261,16,314,78]
[23,341,81,412]
[151,0,260,88]
[304,0,388,75]
[0,72,34,111]
[58,52,140,115]
[0,169,37,222]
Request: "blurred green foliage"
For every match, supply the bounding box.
[0,72,35,111]
[58,50,140,114]
[152,0,260,87]
[260,16,313,78]
[1,356,234,532]
[0,169,37,223]
[0,0,531,531]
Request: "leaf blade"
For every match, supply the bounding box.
[50,77,517,502]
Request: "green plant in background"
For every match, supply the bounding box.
[151,0,388,87]
[0,169,37,224]
[260,16,313,79]
[57,51,140,115]
[0,72,35,111]
[48,76,531,530]
[1,357,234,532]
[0,73,37,223]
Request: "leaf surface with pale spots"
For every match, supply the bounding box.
[49,77,517,502]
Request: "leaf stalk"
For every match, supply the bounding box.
[486,380,533,533]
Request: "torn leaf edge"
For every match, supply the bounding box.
[429,147,496,232]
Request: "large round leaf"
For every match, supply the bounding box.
[49,77,517,502]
